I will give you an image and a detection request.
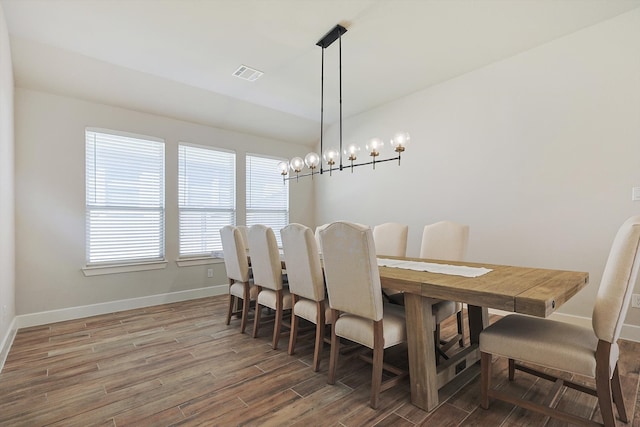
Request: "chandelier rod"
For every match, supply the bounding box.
[320,37,325,174]
[317,24,347,175]
[338,31,343,171]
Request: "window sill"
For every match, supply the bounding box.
[176,256,224,267]
[82,260,168,276]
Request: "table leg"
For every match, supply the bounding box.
[467,305,489,345]
[403,292,438,411]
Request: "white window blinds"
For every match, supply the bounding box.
[179,144,236,256]
[85,129,165,265]
[246,154,289,246]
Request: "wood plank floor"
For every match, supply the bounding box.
[1,295,638,426]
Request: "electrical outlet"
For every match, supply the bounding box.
[207,269,213,278]
[632,294,640,309]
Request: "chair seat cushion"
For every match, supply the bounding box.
[335,308,406,349]
[294,299,331,324]
[257,288,293,310]
[480,314,619,378]
[432,300,457,324]
[383,293,457,327]
[230,282,259,300]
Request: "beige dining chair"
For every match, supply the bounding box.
[320,221,407,409]
[281,223,330,371]
[314,223,330,251]
[372,222,408,304]
[480,216,640,427]
[421,220,469,357]
[372,222,408,258]
[220,225,258,333]
[237,225,249,251]
[248,224,292,350]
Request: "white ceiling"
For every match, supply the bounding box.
[2,0,640,146]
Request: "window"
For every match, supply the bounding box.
[85,129,165,265]
[246,154,289,246]
[179,144,236,256]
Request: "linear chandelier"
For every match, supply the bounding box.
[278,24,410,182]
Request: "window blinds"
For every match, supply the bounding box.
[85,130,165,264]
[246,154,289,246]
[179,144,236,256]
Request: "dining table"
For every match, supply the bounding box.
[377,256,589,412]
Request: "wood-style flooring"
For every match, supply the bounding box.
[1,295,639,426]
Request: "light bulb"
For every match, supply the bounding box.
[304,152,320,169]
[290,157,304,173]
[323,148,339,165]
[344,144,360,161]
[366,138,384,156]
[391,132,410,152]
[277,161,289,175]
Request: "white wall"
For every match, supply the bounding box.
[0,4,16,358]
[14,89,314,316]
[316,9,640,326]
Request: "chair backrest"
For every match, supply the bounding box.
[320,221,383,321]
[237,226,249,251]
[281,223,325,302]
[248,224,283,291]
[220,225,250,283]
[372,222,408,257]
[592,216,640,344]
[420,220,469,261]
[314,223,330,251]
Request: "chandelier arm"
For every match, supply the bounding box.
[283,169,321,181]
[285,156,401,180]
[349,156,401,169]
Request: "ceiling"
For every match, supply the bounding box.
[2,0,640,146]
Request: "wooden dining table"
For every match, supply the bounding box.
[378,256,589,412]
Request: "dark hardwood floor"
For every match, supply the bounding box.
[0,295,638,426]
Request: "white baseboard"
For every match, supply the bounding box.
[15,285,228,329]
[0,317,17,373]
[488,308,640,343]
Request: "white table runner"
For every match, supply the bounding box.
[377,258,492,278]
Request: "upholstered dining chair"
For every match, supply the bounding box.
[320,221,407,409]
[314,223,330,251]
[248,224,292,350]
[237,225,249,251]
[421,220,470,356]
[220,225,258,333]
[281,223,330,371]
[480,216,640,427]
[420,220,469,261]
[372,222,408,258]
[372,222,408,303]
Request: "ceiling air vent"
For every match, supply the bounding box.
[232,64,263,82]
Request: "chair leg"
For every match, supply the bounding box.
[288,296,298,356]
[252,302,262,338]
[611,364,628,422]
[226,294,234,326]
[240,283,251,334]
[595,341,616,427]
[480,351,492,409]
[508,358,515,381]
[272,290,283,350]
[457,310,465,347]
[434,328,440,364]
[328,310,340,385]
[370,320,384,409]
[312,302,325,372]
